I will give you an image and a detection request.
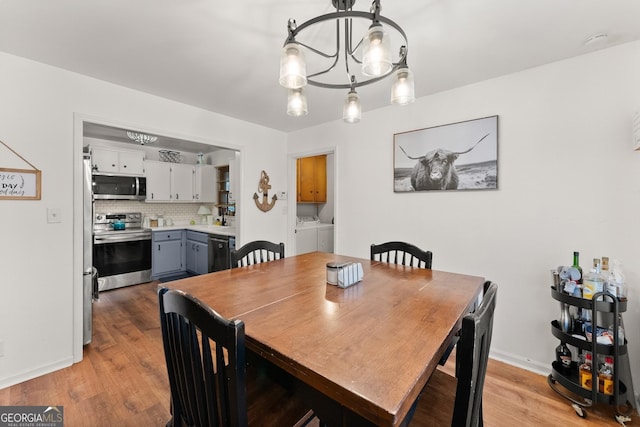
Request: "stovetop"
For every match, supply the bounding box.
[93,212,149,234]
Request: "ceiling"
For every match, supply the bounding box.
[2,0,640,135]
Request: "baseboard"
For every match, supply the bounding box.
[0,357,73,390]
[489,348,550,377]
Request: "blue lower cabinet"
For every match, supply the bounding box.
[152,230,186,279]
[186,231,209,275]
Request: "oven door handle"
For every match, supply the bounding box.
[94,234,151,244]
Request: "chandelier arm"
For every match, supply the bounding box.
[343,17,352,81]
[289,11,406,44]
[284,8,409,89]
[306,70,392,89]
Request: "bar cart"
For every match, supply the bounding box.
[548,288,636,424]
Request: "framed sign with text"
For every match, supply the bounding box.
[0,167,42,200]
[0,139,42,200]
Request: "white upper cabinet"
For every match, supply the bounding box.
[194,165,216,203]
[145,161,216,203]
[91,146,145,175]
[171,163,194,202]
[144,160,172,201]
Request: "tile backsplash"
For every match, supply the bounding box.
[95,200,235,226]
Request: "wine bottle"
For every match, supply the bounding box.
[572,251,583,284]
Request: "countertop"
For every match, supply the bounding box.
[149,224,236,237]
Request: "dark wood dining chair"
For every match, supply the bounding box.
[370,241,433,269]
[410,281,498,427]
[230,240,285,268]
[158,287,313,427]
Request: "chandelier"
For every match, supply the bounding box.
[126,131,158,145]
[279,0,415,123]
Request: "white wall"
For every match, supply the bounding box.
[288,41,640,399]
[0,51,288,387]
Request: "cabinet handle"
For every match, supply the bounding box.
[158,244,161,251]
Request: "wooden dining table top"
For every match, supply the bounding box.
[162,252,485,426]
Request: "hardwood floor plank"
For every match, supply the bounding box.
[0,281,635,426]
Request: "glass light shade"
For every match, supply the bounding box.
[361,23,392,77]
[126,131,157,145]
[287,88,308,117]
[279,42,307,89]
[390,66,415,105]
[343,90,361,124]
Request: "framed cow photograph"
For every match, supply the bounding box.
[393,115,498,192]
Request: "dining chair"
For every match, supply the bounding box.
[370,241,433,269]
[158,287,313,427]
[410,281,498,427]
[230,240,285,268]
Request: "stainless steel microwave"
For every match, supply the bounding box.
[92,174,146,200]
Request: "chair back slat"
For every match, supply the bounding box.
[231,241,285,268]
[370,241,432,269]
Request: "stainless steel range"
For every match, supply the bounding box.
[93,212,152,291]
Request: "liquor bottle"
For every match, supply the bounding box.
[583,258,604,300]
[598,356,614,395]
[555,342,572,374]
[579,351,593,390]
[572,251,583,284]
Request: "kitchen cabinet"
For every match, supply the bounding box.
[145,160,194,202]
[152,230,185,278]
[194,165,216,203]
[91,146,145,175]
[216,164,235,216]
[171,163,194,202]
[186,231,209,275]
[297,155,326,203]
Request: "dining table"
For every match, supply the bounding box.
[161,251,485,426]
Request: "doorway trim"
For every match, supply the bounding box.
[72,112,243,361]
[287,146,338,256]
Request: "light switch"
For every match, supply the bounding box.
[47,208,62,223]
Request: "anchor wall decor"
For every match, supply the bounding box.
[253,170,278,212]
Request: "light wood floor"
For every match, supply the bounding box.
[0,281,634,426]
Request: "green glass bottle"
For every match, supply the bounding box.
[572,251,583,284]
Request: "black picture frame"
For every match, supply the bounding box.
[393,115,498,192]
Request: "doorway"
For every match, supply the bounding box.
[288,149,336,256]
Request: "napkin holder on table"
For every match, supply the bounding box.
[326,262,364,289]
